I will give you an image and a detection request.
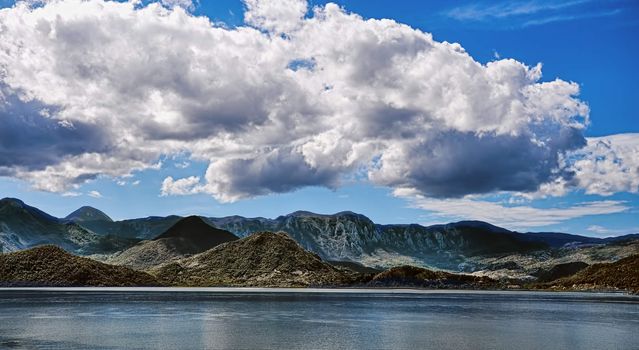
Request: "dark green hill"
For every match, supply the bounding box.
[0,245,159,286]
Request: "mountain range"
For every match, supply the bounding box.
[1,197,637,291]
[0,198,138,255]
[1,197,638,276]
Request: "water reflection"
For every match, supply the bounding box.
[0,289,637,350]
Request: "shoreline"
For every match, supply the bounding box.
[0,286,636,297]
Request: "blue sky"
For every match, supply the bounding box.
[0,0,638,236]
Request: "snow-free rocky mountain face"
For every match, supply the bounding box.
[1,197,637,271]
[0,198,137,254]
[207,212,552,270]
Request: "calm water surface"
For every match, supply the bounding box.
[0,288,637,350]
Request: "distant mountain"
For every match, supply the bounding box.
[153,231,352,287]
[109,216,238,269]
[518,231,603,247]
[0,198,135,254]
[69,215,182,239]
[207,213,548,270]
[3,197,638,273]
[65,206,113,223]
[604,234,639,243]
[0,245,159,287]
[209,213,639,270]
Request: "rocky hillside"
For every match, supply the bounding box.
[467,239,639,280]
[543,254,639,293]
[533,262,589,282]
[369,265,495,289]
[0,245,159,286]
[0,198,135,254]
[153,232,352,287]
[209,212,548,270]
[109,216,238,269]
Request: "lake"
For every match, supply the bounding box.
[0,288,637,349]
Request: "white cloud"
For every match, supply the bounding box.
[61,191,81,197]
[87,190,103,198]
[0,0,632,204]
[161,176,202,196]
[587,224,639,237]
[587,225,608,234]
[445,1,590,21]
[175,161,190,169]
[570,134,639,196]
[522,9,621,27]
[243,0,307,34]
[395,188,629,230]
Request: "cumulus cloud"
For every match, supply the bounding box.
[244,0,307,33]
[201,147,342,202]
[1,0,631,203]
[0,86,110,172]
[570,134,639,195]
[161,175,201,196]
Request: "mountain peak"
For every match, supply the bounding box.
[446,220,512,233]
[0,198,60,223]
[154,215,238,242]
[282,210,372,222]
[65,206,113,222]
[285,210,322,217]
[109,216,238,269]
[0,197,25,208]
